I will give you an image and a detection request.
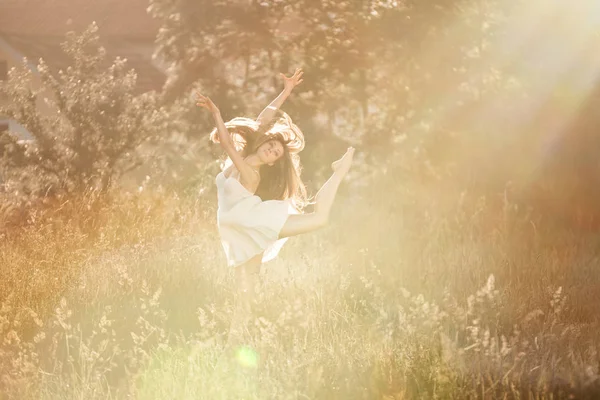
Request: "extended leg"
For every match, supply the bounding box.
[278,147,354,239]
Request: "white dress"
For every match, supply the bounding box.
[215,171,297,267]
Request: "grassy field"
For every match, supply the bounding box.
[1,183,600,400]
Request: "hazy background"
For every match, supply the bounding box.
[1,0,600,398]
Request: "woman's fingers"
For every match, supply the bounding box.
[196,92,211,101]
[195,94,212,109]
[195,93,206,103]
[280,68,305,89]
[198,95,211,104]
[280,68,303,80]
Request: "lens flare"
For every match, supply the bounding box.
[236,346,258,368]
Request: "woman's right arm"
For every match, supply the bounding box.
[196,93,259,187]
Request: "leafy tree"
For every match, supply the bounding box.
[0,23,166,204]
[148,0,485,178]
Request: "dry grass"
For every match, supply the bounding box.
[1,184,599,400]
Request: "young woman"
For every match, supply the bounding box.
[196,68,354,339]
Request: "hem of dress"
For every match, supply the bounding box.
[228,249,264,268]
[228,213,292,268]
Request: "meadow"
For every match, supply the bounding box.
[1,175,599,400]
[1,0,600,398]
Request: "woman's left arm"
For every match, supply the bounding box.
[256,68,304,126]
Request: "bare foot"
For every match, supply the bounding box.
[331,147,355,177]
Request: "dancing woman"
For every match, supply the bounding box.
[195,68,354,339]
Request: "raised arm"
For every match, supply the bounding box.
[256,68,304,127]
[196,93,259,189]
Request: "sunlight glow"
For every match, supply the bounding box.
[406,0,600,191]
[236,346,259,368]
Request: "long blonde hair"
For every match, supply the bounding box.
[209,111,308,210]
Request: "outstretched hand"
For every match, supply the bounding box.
[281,68,304,93]
[195,92,220,114]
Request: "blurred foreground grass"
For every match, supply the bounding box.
[1,186,600,400]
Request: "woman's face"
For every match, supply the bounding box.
[258,139,285,165]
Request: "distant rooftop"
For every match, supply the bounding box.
[0,0,159,38]
[0,0,164,92]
